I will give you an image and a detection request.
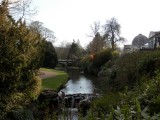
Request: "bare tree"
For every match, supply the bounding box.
[59,40,71,48]
[87,21,101,38]
[86,21,110,53]
[103,17,125,49]
[0,0,37,20]
[42,27,56,42]
[30,20,43,33]
[30,21,56,43]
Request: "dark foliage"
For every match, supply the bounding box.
[0,1,42,119]
[91,51,160,119]
[42,41,58,68]
[80,49,113,75]
[100,50,160,92]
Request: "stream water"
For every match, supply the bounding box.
[61,73,96,95]
[59,70,99,120]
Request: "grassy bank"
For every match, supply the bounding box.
[40,68,69,90]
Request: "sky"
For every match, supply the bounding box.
[33,0,160,47]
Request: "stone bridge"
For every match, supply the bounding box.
[58,59,73,66]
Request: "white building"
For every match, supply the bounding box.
[123,34,149,52]
[148,31,160,49]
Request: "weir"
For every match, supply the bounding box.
[63,93,100,108]
[58,72,100,119]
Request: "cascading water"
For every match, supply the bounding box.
[71,96,75,108]
[59,72,100,120]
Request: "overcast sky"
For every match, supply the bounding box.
[33,0,160,47]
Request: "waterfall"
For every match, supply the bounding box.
[71,96,75,108]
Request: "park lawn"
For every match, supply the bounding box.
[40,68,69,90]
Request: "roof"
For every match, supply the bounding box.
[149,31,160,39]
[132,34,149,48]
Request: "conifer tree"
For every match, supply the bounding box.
[0,1,43,118]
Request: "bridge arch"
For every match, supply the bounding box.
[58,59,73,67]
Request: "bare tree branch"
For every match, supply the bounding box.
[86,21,101,38]
[103,17,124,49]
[1,0,37,20]
[30,21,56,43]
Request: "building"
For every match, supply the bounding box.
[123,34,149,52]
[148,31,160,49]
[132,34,149,49]
[124,32,160,52]
[123,45,134,53]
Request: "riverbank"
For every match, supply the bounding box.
[39,68,69,91]
[37,68,100,119]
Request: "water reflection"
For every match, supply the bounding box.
[62,73,94,94]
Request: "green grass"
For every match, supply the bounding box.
[40,68,69,90]
[40,68,62,73]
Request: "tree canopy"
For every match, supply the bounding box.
[30,21,56,43]
[67,40,84,59]
[41,41,58,68]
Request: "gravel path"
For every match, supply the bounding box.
[39,70,57,79]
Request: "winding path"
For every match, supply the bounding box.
[39,70,57,79]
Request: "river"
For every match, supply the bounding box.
[59,70,99,119]
[61,73,96,94]
[62,72,96,94]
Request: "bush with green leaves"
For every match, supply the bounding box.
[91,93,121,117]
[7,109,34,120]
[90,50,160,119]
[90,71,160,119]
[92,49,113,68]
[80,49,113,75]
[0,1,43,119]
[80,56,92,74]
[99,50,160,91]
[109,71,160,119]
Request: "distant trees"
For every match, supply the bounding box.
[7,0,37,20]
[87,21,108,53]
[42,41,58,68]
[67,40,84,66]
[103,17,125,49]
[29,21,57,68]
[87,18,125,51]
[87,21,101,38]
[87,32,106,53]
[82,18,124,75]
[67,40,78,60]
[0,1,43,118]
[30,21,56,43]
[68,40,84,58]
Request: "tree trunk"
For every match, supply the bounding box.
[111,34,115,50]
[111,41,115,50]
